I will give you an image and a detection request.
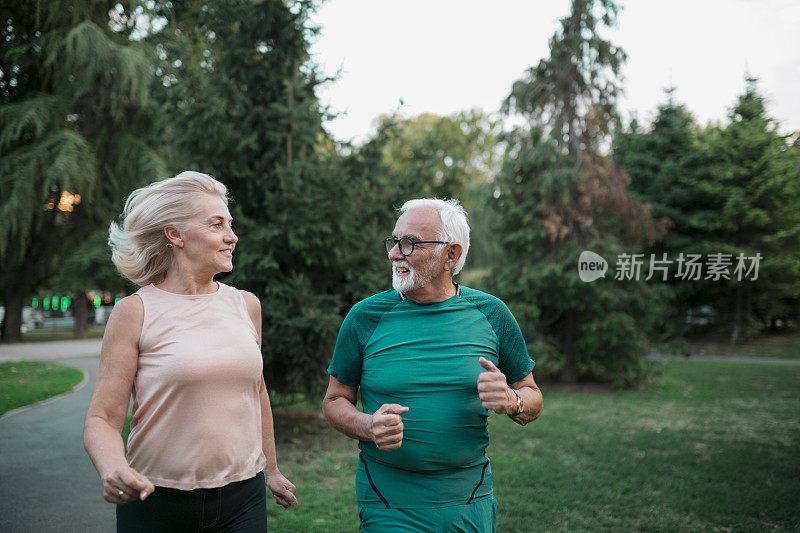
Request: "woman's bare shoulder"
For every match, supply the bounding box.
[104,294,144,341]
[238,290,261,312]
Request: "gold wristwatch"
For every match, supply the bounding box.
[511,388,524,415]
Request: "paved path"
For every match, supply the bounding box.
[0,338,102,362]
[0,341,113,533]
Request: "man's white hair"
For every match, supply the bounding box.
[398,198,470,276]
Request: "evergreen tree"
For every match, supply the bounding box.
[492,0,667,385]
[0,1,163,341]
[613,89,718,337]
[148,0,362,396]
[704,78,800,343]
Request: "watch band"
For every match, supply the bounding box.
[511,388,524,415]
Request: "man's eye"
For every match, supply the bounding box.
[212,223,223,228]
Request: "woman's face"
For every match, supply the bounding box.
[179,194,238,275]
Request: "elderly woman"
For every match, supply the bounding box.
[84,171,297,532]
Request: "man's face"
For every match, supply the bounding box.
[388,208,446,293]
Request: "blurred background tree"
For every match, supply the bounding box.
[1,0,798,392]
[0,0,164,342]
[613,89,718,340]
[490,0,668,385]
[343,109,501,282]
[702,79,800,344]
[615,81,800,346]
[145,0,357,396]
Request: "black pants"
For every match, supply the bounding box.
[116,471,267,533]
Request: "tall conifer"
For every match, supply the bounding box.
[492,0,666,384]
[0,1,163,341]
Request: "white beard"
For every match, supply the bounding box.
[391,253,442,294]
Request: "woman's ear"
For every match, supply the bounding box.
[164,227,183,248]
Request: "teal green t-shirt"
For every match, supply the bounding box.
[328,285,534,506]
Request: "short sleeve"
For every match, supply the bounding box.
[496,303,535,384]
[327,307,363,387]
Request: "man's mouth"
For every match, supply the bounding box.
[395,265,410,275]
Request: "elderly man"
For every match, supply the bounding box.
[322,198,543,532]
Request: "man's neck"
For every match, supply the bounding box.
[402,277,458,304]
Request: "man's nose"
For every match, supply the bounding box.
[387,242,404,261]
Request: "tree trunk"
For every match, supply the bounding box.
[73,290,88,339]
[561,310,578,383]
[1,285,24,343]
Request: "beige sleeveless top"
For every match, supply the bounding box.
[126,282,267,490]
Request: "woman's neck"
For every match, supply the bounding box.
[157,267,217,295]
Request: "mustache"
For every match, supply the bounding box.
[392,260,412,269]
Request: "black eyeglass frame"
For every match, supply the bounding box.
[384,236,451,256]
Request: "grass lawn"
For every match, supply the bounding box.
[0,361,84,415]
[688,332,800,360]
[266,360,799,532]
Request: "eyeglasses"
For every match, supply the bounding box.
[384,236,451,256]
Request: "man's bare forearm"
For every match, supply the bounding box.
[509,385,543,426]
[322,396,374,442]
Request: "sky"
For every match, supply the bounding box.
[308,0,800,144]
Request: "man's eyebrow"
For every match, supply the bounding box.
[393,233,421,240]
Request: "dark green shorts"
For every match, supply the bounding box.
[359,495,498,533]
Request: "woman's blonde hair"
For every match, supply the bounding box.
[108,171,229,286]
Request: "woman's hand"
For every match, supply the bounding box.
[265,470,298,508]
[102,466,155,504]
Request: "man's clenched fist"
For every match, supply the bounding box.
[370,404,409,451]
[477,357,514,414]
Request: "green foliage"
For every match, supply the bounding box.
[345,109,502,275]
[57,227,135,294]
[376,110,500,200]
[615,81,800,343]
[703,79,800,341]
[489,132,665,386]
[146,3,508,398]
[613,90,718,337]
[504,0,625,157]
[0,0,164,340]
[147,0,361,395]
[492,0,666,385]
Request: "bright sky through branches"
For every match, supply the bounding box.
[309,0,800,144]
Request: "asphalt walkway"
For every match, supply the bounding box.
[0,340,113,533]
[0,338,102,363]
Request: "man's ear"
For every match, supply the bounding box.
[444,243,463,272]
[164,227,183,248]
